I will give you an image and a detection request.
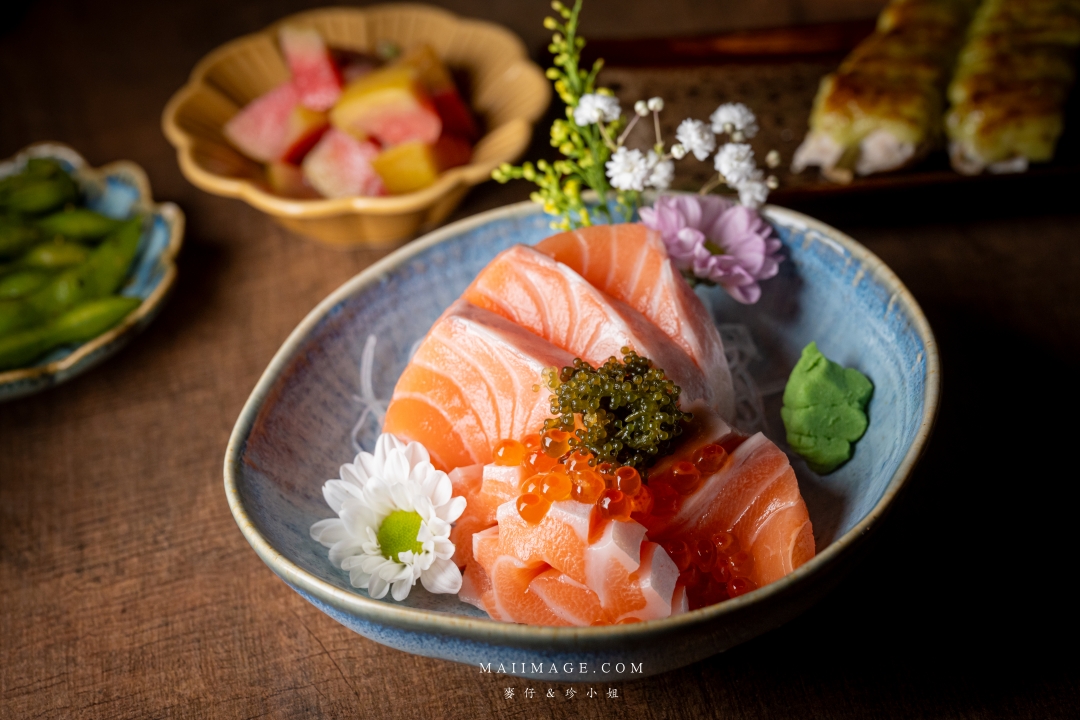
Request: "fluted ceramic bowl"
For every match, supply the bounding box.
[225,201,939,680]
[162,4,549,248]
[0,143,184,402]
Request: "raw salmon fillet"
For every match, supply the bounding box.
[462,244,723,412]
[383,300,574,471]
[642,402,816,588]
[535,223,734,421]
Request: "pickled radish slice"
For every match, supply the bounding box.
[517,493,550,524]
[494,439,527,466]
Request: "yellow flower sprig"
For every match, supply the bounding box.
[492,0,638,230]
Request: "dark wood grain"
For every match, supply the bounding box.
[2,1,1078,718]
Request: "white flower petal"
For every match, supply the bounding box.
[340,462,369,488]
[426,516,451,540]
[421,557,463,594]
[402,441,430,468]
[433,538,456,560]
[363,481,397,516]
[383,450,411,485]
[414,495,435,523]
[710,102,759,138]
[328,539,365,568]
[416,522,434,544]
[675,118,716,161]
[391,577,414,601]
[322,479,363,513]
[605,147,649,192]
[389,480,414,511]
[361,554,389,574]
[349,569,371,588]
[340,500,380,537]
[437,496,468,523]
[430,474,452,508]
[714,143,759,186]
[368,574,390,599]
[310,518,347,546]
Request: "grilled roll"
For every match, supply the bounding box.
[793,0,978,182]
[946,0,1080,174]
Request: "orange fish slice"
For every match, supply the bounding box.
[383,300,575,471]
[529,569,611,626]
[462,244,721,411]
[535,223,734,421]
[644,402,816,589]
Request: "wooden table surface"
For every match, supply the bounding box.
[2,1,1078,717]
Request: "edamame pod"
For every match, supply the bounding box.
[37,208,124,240]
[3,174,78,215]
[0,219,40,259]
[15,240,90,271]
[0,295,140,370]
[0,270,52,300]
[0,216,142,336]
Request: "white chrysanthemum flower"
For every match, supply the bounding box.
[310,433,466,601]
[737,178,770,208]
[714,143,759,186]
[710,102,759,138]
[605,146,650,191]
[675,119,716,161]
[645,150,674,190]
[573,93,621,126]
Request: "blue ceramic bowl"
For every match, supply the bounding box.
[0,143,185,401]
[225,201,939,680]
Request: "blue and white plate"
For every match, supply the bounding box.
[225,201,939,680]
[0,143,185,401]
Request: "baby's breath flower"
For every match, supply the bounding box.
[647,97,664,112]
[634,100,649,116]
[737,178,770,209]
[670,143,688,160]
[714,143,759,185]
[710,102,759,138]
[573,93,622,126]
[645,150,674,190]
[606,146,649,191]
[765,149,781,168]
[675,119,716,161]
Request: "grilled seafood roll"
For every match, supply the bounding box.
[793,0,978,182]
[946,0,1080,174]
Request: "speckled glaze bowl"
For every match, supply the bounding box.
[0,143,184,402]
[224,201,939,680]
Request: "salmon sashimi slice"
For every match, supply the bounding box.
[488,555,569,626]
[496,498,590,586]
[623,542,680,622]
[643,404,816,589]
[535,223,734,421]
[462,244,720,410]
[459,526,501,619]
[383,299,575,471]
[529,569,611,626]
[448,464,487,566]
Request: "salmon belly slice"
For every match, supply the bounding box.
[383,300,574,472]
[495,498,677,622]
[535,223,734,421]
[462,244,720,411]
[449,464,520,566]
[643,404,816,588]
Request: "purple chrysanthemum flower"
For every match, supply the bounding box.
[639,194,783,304]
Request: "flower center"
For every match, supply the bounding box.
[377,510,425,561]
[704,240,725,255]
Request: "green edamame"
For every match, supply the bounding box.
[0,296,141,370]
[37,208,124,241]
[0,219,41,259]
[15,240,90,271]
[2,174,78,215]
[0,216,142,337]
[0,269,53,300]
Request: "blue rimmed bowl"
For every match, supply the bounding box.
[225,201,939,680]
[0,143,185,402]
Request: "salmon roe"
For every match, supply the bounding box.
[597,488,632,521]
[517,493,550,525]
[541,471,573,502]
[669,461,702,495]
[493,439,527,466]
[692,443,727,474]
[541,428,573,458]
[675,529,756,610]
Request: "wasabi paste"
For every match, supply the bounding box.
[781,342,873,474]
